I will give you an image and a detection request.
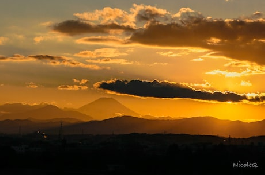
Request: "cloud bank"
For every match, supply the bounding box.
[74,48,128,58]
[129,18,265,65]
[75,36,129,45]
[97,79,265,103]
[58,85,88,91]
[97,79,247,102]
[53,4,265,65]
[0,54,109,70]
[53,20,134,35]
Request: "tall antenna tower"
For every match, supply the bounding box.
[58,121,63,140]
[19,126,21,136]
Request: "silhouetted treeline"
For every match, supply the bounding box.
[0,134,265,175]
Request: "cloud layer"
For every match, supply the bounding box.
[52,5,265,65]
[53,20,134,35]
[129,19,265,64]
[75,36,129,45]
[28,55,104,70]
[97,79,248,102]
[58,85,88,91]
[74,48,128,58]
[0,54,108,70]
[0,37,9,45]
[97,79,265,103]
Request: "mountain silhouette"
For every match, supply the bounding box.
[78,98,139,120]
[48,116,265,138]
[0,103,46,115]
[0,105,92,121]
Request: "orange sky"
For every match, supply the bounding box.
[1,1,265,121]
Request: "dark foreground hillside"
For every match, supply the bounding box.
[0,134,265,175]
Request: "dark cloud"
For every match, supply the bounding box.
[97,79,247,102]
[0,54,105,70]
[248,96,265,102]
[0,54,29,61]
[53,6,265,65]
[130,18,265,65]
[136,8,168,22]
[75,36,130,45]
[0,56,7,60]
[28,55,104,70]
[52,20,134,35]
[244,11,264,21]
[58,85,88,91]
[28,55,65,61]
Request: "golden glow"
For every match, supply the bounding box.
[1,2,265,124]
[206,37,222,45]
[205,69,250,77]
[240,80,252,87]
[246,93,258,98]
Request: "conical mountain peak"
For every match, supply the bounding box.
[78,98,139,120]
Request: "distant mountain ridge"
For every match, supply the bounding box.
[0,98,139,121]
[2,99,265,137]
[78,98,139,120]
[2,116,265,137]
[48,116,265,138]
[0,105,92,121]
[0,103,47,115]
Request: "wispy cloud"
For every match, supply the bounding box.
[74,7,134,27]
[40,21,53,26]
[58,78,90,90]
[73,78,89,85]
[26,82,38,88]
[206,65,265,77]
[29,55,107,70]
[73,4,170,28]
[34,34,64,44]
[74,48,128,58]
[205,69,252,77]
[0,37,9,45]
[157,51,187,57]
[86,58,134,65]
[52,20,134,36]
[240,80,252,87]
[191,58,204,62]
[157,48,208,57]
[11,34,25,41]
[180,81,211,89]
[75,36,130,45]
[57,85,88,91]
[0,54,109,70]
[0,54,31,61]
[149,62,168,66]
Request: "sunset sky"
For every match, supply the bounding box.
[1,0,265,121]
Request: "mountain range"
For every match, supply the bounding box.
[0,103,46,115]
[0,98,139,121]
[1,98,265,137]
[1,116,265,137]
[48,116,265,138]
[0,105,92,121]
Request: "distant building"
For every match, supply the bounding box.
[11,145,28,154]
